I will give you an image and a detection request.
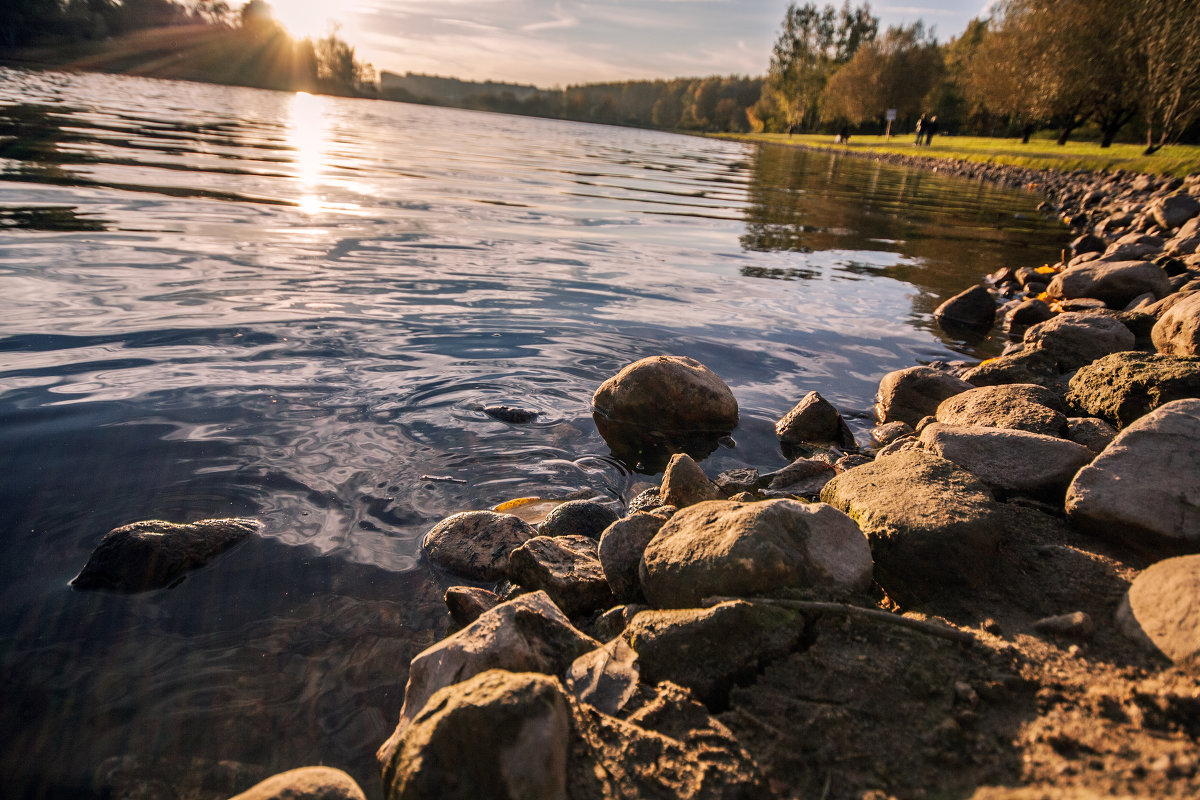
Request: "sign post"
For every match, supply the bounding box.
[885,108,897,140]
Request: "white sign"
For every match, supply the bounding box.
[886,108,897,121]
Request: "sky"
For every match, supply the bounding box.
[262,0,999,88]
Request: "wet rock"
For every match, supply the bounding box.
[623,600,804,706]
[713,467,763,495]
[1066,417,1118,454]
[229,767,367,800]
[870,421,914,448]
[934,283,997,328]
[1152,292,1200,356]
[1024,311,1136,371]
[1032,611,1095,641]
[444,586,501,627]
[918,423,1093,500]
[566,637,640,716]
[935,383,1068,437]
[537,499,619,540]
[1116,555,1200,665]
[378,669,571,800]
[1066,351,1200,427]
[597,513,665,603]
[875,365,973,428]
[961,349,1061,390]
[774,390,856,449]
[72,517,260,593]
[1066,399,1200,553]
[766,456,836,496]
[1046,260,1171,309]
[639,499,872,608]
[1002,298,1054,334]
[421,511,536,581]
[660,452,723,508]
[592,355,738,433]
[820,450,1003,603]
[507,535,614,617]
[482,404,539,423]
[1149,193,1200,230]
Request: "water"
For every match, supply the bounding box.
[0,67,1066,797]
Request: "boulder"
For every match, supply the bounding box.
[1023,312,1136,371]
[597,514,665,603]
[713,468,763,495]
[72,517,260,593]
[1149,193,1200,230]
[875,366,973,428]
[378,670,571,800]
[537,500,620,540]
[421,511,535,581]
[1152,292,1200,356]
[507,536,614,617]
[1046,260,1171,308]
[482,405,539,423]
[918,423,1093,499]
[444,586,501,627]
[819,450,1004,602]
[566,637,641,717]
[1066,417,1118,454]
[1069,233,1106,257]
[933,284,996,328]
[639,499,872,608]
[592,355,738,433]
[935,384,1068,437]
[229,767,366,800]
[1066,399,1200,553]
[1002,299,1054,334]
[961,349,1061,390]
[870,421,914,448]
[774,391,856,448]
[1116,555,1200,665]
[1066,351,1200,428]
[765,456,836,497]
[660,452,723,508]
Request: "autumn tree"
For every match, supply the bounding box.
[1133,0,1200,153]
[820,22,943,129]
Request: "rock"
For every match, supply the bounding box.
[874,436,921,458]
[713,468,763,495]
[934,284,996,328]
[590,603,646,641]
[1066,399,1200,553]
[378,670,571,800]
[1066,417,1118,454]
[935,384,1068,437]
[566,637,640,716]
[1116,555,1200,665]
[875,366,973,428]
[229,767,367,800]
[597,514,665,603]
[537,499,620,540]
[870,421,914,448]
[918,423,1093,499]
[592,355,738,432]
[1057,297,1108,312]
[1002,298,1054,334]
[961,349,1061,390]
[627,487,664,514]
[72,517,260,592]
[1150,193,1200,230]
[1152,292,1200,356]
[421,511,536,581]
[639,499,872,608]
[1069,233,1106,257]
[774,391,856,448]
[623,600,804,706]
[444,586,501,627]
[1046,260,1171,308]
[765,456,836,495]
[384,591,597,739]
[819,450,1003,603]
[1066,351,1200,427]
[1100,243,1161,262]
[1032,611,1095,641]
[507,536,614,617]
[482,404,539,423]
[660,452,723,508]
[1024,312,1136,371]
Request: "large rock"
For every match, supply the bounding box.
[639,499,872,608]
[1116,555,1200,666]
[1066,351,1200,428]
[961,349,1061,390]
[72,517,260,592]
[537,500,620,540]
[597,514,665,603]
[1046,260,1171,309]
[378,670,571,800]
[229,767,366,800]
[444,586,501,627]
[1149,193,1200,230]
[875,366,973,428]
[774,390,856,448]
[1152,292,1200,356]
[592,355,738,433]
[819,450,1003,602]
[933,283,996,328]
[660,452,723,508]
[1023,312,1136,371]
[507,535,615,617]
[918,423,1093,499]
[935,383,1068,437]
[1066,399,1200,553]
[421,511,536,581]
[1066,417,1118,454]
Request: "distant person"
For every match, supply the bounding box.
[924,115,939,146]
[836,125,850,144]
[915,114,926,145]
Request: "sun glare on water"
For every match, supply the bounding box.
[269,0,338,40]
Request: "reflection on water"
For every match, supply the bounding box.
[0,67,1067,797]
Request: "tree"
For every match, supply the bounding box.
[820,22,943,129]
[1133,0,1200,153]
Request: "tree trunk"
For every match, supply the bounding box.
[1021,125,1033,144]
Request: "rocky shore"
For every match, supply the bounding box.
[85,160,1200,799]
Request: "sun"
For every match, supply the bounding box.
[268,0,339,40]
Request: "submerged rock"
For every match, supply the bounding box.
[933,283,996,328]
[875,366,973,428]
[1066,351,1200,428]
[422,511,536,581]
[229,767,366,800]
[483,404,539,423]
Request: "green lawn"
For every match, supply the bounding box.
[712,132,1200,178]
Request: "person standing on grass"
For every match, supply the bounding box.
[924,115,939,146]
[915,114,926,145]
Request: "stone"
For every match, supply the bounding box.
[1066,351,1200,427]
[592,355,738,432]
[623,600,804,705]
[1002,298,1054,333]
[1066,417,1118,454]
[627,487,664,514]
[72,517,260,593]
[1152,292,1200,356]
[934,283,996,328]
[660,452,723,508]
[378,670,571,800]
[819,449,1003,602]
[537,499,620,540]
[766,456,836,495]
[870,421,914,448]
[875,366,973,428]
[566,637,641,716]
[1032,611,1095,640]
[421,511,536,581]
[1116,555,1200,665]
[507,535,614,617]
[229,767,366,800]
[774,390,856,448]
[935,384,1068,437]
[1046,260,1171,309]
[1069,233,1106,256]
[713,467,763,495]
[597,513,665,603]
[482,404,539,423]
[961,349,1061,390]
[918,423,1093,499]
[640,499,872,608]
[444,586,501,627]
[1066,399,1200,553]
[1149,193,1200,230]
[1023,312,1136,371]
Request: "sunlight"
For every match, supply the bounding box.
[270,0,338,41]
[287,91,331,214]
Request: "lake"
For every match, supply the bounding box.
[0,67,1066,797]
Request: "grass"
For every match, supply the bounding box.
[712,132,1200,178]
